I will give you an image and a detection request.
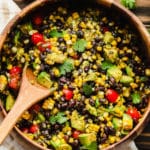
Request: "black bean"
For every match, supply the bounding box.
[72,139,79,147]
[60,76,67,83]
[84,66,89,72]
[58,37,65,43]
[40,122,47,129]
[69,99,76,108]
[60,97,65,102]
[77,30,84,38]
[41,130,49,136]
[44,111,51,119]
[89,98,95,106]
[61,102,68,109]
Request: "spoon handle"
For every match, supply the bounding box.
[0,68,52,144]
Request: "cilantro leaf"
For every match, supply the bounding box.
[80,142,97,150]
[59,59,74,75]
[101,61,114,70]
[49,116,57,125]
[83,83,93,96]
[73,39,87,52]
[120,0,136,9]
[131,92,141,104]
[49,112,68,125]
[49,29,64,37]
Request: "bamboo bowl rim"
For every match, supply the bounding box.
[0,0,150,149]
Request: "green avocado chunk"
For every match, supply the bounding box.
[112,118,122,130]
[71,110,85,131]
[6,94,15,111]
[123,114,133,130]
[107,66,122,82]
[37,71,52,88]
[120,75,134,84]
[79,133,96,146]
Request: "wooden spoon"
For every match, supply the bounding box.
[0,65,56,144]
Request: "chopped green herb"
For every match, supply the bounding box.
[49,29,64,37]
[95,99,100,108]
[101,61,114,70]
[140,76,149,82]
[59,59,74,75]
[83,83,93,96]
[120,0,136,9]
[73,39,87,52]
[49,112,68,125]
[80,142,97,150]
[14,31,21,45]
[131,92,141,104]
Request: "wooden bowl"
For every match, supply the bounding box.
[0,0,150,149]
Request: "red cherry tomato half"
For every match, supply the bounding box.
[127,107,141,121]
[9,75,20,89]
[31,32,44,45]
[63,89,73,101]
[33,15,43,26]
[72,131,80,139]
[29,124,39,133]
[38,41,51,52]
[106,89,119,103]
[9,66,22,75]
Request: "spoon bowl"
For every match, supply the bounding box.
[0,65,56,144]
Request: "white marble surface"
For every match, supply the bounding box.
[0,0,138,149]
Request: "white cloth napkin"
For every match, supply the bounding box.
[0,0,138,149]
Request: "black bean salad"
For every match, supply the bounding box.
[0,3,150,150]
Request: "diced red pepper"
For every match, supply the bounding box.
[127,107,141,121]
[29,124,39,133]
[31,32,44,45]
[72,130,80,139]
[38,41,51,52]
[21,128,29,133]
[102,27,109,33]
[31,104,41,113]
[63,89,73,101]
[106,89,119,103]
[9,66,22,75]
[33,14,43,26]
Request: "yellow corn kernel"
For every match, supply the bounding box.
[42,98,55,110]
[96,46,102,51]
[111,40,117,46]
[62,126,71,133]
[86,41,92,49]
[130,82,138,89]
[102,17,108,23]
[53,67,60,77]
[64,34,70,41]
[69,138,74,143]
[122,57,128,61]
[109,136,116,144]
[86,124,100,133]
[22,111,31,120]
[72,12,79,19]
[145,69,150,76]
[80,22,86,29]
[74,60,80,67]
[92,64,97,70]
[117,37,121,42]
[52,108,59,115]
[25,133,34,140]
